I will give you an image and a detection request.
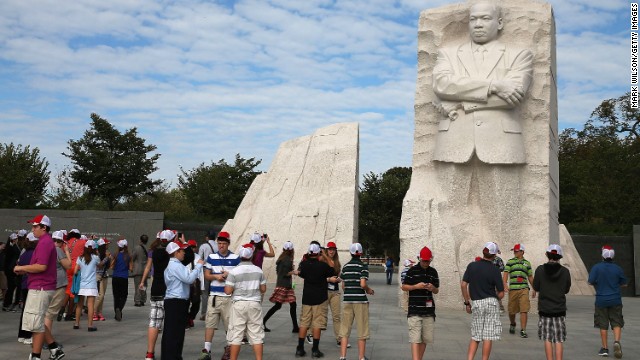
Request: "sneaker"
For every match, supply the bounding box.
[50,347,66,360]
[509,324,516,334]
[18,337,26,343]
[56,311,64,322]
[88,327,97,332]
[339,358,347,360]
[306,334,313,344]
[197,349,211,360]
[144,353,155,360]
[115,308,122,321]
[360,357,369,360]
[23,338,33,345]
[98,313,106,321]
[28,355,42,360]
[311,349,324,358]
[295,347,306,357]
[92,314,100,321]
[221,345,231,360]
[520,330,528,338]
[613,341,622,358]
[598,347,609,356]
[336,341,351,348]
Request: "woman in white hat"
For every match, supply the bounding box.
[73,240,101,331]
[110,239,132,322]
[262,241,299,333]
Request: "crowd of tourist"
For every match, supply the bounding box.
[0,214,629,360]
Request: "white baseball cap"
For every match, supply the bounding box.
[85,240,96,248]
[283,241,294,251]
[52,231,65,241]
[483,242,498,255]
[601,245,615,259]
[546,244,563,256]
[26,232,38,242]
[159,230,175,241]
[308,243,321,254]
[349,243,363,256]
[166,241,188,254]
[117,239,128,248]
[239,244,255,259]
[17,229,28,237]
[250,232,263,243]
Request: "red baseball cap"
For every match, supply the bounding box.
[419,246,433,261]
[187,240,197,247]
[326,242,337,249]
[512,244,525,252]
[217,231,231,242]
[28,214,51,227]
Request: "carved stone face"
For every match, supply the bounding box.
[468,3,503,44]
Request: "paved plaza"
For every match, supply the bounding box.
[0,273,638,359]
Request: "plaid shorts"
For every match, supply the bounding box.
[148,299,165,329]
[538,316,566,343]
[470,297,502,341]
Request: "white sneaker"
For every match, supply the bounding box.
[23,337,33,345]
[18,337,25,343]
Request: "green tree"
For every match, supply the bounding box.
[63,113,162,210]
[121,186,197,221]
[559,93,640,234]
[358,166,412,259]
[0,142,50,208]
[178,154,262,221]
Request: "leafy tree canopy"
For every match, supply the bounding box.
[559,93,640,235]
[0,142,50,208]
[63,113,162,210]
[178,154,262,222]
[358,166,411,259]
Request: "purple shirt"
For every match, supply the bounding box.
[28,232,57,290]
[251,249,266,268]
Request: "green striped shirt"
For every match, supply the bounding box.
[340,258,369,303]
[504,257,533,290]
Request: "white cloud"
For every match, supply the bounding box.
[0,0,632,188]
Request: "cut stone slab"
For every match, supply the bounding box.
[223,122,359,282]
[400,0,571,308]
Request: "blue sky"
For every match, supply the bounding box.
[0,0,631,190]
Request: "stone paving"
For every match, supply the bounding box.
[0,273,638,359]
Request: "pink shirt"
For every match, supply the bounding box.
[28,232,57,290]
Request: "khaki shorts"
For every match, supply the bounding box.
[408,316,435,344]
[508,288,530,314]
[594,305,624,330]
[339,303,370,340]
[300,301,329,329]
[206,295,232,330]
[226,301,264,345]
[22,289,54,333]
[45,287,67,320]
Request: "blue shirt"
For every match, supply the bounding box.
[588,261,627,307]
[112,252,130,279]
[164,258,203,299]
[76,255,100,290]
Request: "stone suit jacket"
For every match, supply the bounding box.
[432,41,533,164]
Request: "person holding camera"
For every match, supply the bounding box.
[249,233,275,269]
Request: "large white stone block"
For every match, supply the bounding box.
[400,0,565,308]
[223,123,359,282]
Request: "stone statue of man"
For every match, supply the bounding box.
[432,2,533,164]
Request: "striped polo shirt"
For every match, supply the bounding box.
[206,251,241,296]
[504,257,533,290]
[225,261,266,302]
[340,257,369,303]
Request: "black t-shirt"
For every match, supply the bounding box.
[150,248,170,297]
[403,264,440,317]
[298,257,334,305]
[462,259,504,301]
